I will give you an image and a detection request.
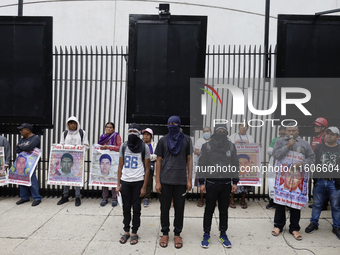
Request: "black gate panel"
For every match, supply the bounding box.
[127,15,207,131]
[0,16,53,133]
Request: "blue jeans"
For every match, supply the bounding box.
[19,170,42,201]
[311,179,340,228]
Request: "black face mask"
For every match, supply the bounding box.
[127,133,143,153]
[211,132,229,152]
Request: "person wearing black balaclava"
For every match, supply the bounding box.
[155,116,193,249]
[198,124,239,248]
[116,123,150,245]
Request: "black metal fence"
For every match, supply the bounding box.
[1,45,278,200]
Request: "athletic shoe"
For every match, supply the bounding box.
[219,233,231,248]
[100,200,108,207]
[201,233,210,248]
[112,200,118,207]
[144,198,150,207]
[305,222,318,234]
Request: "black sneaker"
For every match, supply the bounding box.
[266,199,276,210]
[75,197,81,207]
[32,200,41,206]
[305,222,318,234]
[16,199,29,205]
[333,227,340,240]
[57,197,69,205]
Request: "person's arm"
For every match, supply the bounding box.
[155,156,162,194]
[186,137,193,191]
[15,140,21,154]
[231,143,239,189]
[194,148,201,156]
[108,134,122,152]
[272,138,289,160]
[141,158,150,197]
[186,154,192,191]
[82,131,90,150]
[18,136,40,152]
[60,131,65,145]
[116,157,124,195]
[302,142,315,166]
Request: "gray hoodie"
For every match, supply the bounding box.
[60,116,89,149]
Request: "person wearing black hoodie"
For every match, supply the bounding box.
[155,116,193,249]
[198,123,239,248]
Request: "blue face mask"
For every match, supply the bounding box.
[168,124,180,133]
[203,132,211,140]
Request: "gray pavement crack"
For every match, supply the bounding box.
[80,207,114,254]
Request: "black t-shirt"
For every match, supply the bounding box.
[155,134,193,185]
[314,143,340,179]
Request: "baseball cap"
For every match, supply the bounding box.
[142,128,153,136]
[17,123,33,131]
[325,126,340,135]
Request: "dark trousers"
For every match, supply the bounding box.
[274,204,301,233]
[120,180,144,234]
[159,183,186,236]
[204,181,231,233]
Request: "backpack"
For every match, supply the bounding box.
[63,129,84,143]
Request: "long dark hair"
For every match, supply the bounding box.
[105,122,115,129]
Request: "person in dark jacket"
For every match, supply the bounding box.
[198,123,239,248]
[15,123,42,206]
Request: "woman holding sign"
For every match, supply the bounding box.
[98,122,122,207]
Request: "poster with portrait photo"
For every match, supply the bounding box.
[7,148,42,186]
[236,143,261,186]
[47,144,85,187]
[0,147,6,186]
[274,151,309,210]
[89,144,119,187]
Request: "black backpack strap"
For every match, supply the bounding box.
[79,129,84,143]
[122,142,127,158]
[142,141,146,161]
[63,130,68,140]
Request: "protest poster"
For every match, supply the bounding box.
[47,144,85,187]
[89,144,119,187]
[236,143,261,186]
[274,151,309,210]
[7,148,42,186]
[0,147,6,186]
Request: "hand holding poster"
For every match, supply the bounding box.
[236,143,261,186]
[0,147,6,186]
[274,151,309,210]
[7,148,42,186]
[47,144,85,187]
[89,144,119,187]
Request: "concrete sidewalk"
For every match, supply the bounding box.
[0,197,339,255]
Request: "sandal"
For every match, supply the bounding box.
[229,203,236,209]
[119,234,130,244]
[174,236,183,249]
[159,235,169,248]
[271,227,281,236]
[291,231,302,240]
[130,234,138,245]
[197,200,204,207]
[241,203,248,209]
